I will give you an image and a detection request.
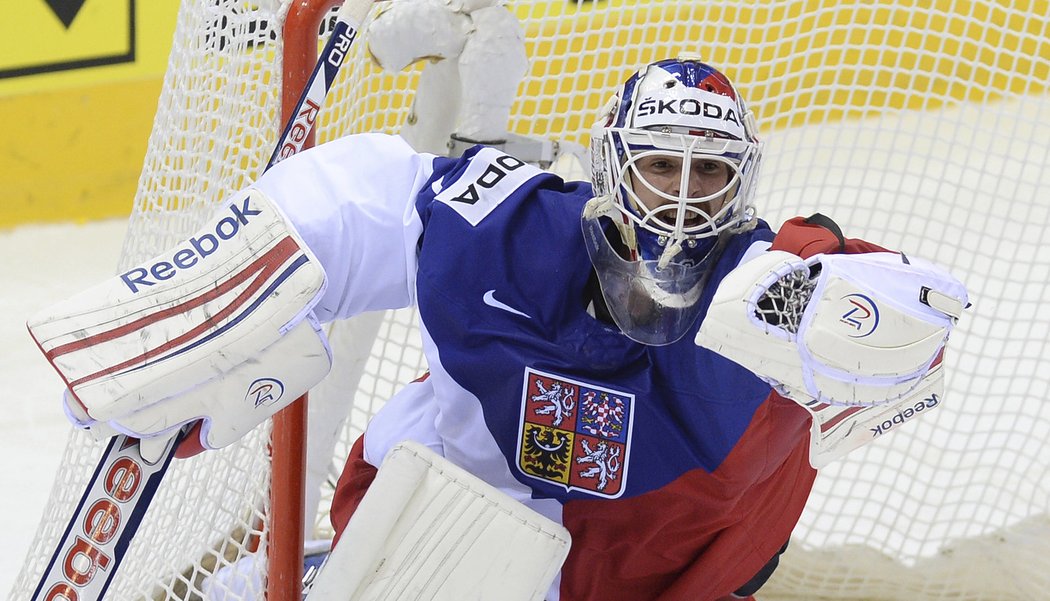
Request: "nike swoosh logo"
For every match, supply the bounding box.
[483,290,532,319]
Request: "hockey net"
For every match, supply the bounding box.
[11,0,1050,600]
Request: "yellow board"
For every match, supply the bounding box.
[0,78,163,228]
[0,0,179,228]
[1,1,133,82]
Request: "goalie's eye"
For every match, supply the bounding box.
[636,156,680,176]
[697,160,724,175]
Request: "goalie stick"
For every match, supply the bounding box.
[30,1,374,599]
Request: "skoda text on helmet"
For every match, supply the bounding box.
[583,57,763,346]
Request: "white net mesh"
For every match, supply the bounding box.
[10,1,1049,600]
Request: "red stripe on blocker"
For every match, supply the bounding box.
[819,405,866,434]
[54,237,302,389]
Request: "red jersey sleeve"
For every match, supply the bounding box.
[771,213,890,258]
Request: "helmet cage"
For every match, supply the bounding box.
[605,128,759,250]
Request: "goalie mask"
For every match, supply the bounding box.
[583,57,763,345]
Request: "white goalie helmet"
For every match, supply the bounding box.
[583,57,763,345]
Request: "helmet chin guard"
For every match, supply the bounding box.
[581,201,725,346]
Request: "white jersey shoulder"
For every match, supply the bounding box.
[253,133,437,321]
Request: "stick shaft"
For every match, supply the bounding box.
[267,0,373,171]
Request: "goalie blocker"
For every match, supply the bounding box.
[27,189,333,453]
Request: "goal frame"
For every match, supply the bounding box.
[270,1,344,599]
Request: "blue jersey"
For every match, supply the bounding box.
[255,134,816,601]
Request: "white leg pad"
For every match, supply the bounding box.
[306,441,571,601]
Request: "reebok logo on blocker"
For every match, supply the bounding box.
[120,197,262,293]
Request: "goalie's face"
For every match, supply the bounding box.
[628,153,734,236]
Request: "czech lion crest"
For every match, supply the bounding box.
[516,367,634,498]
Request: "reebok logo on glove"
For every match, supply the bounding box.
[120,197,263,293]
[869,393,940,437]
